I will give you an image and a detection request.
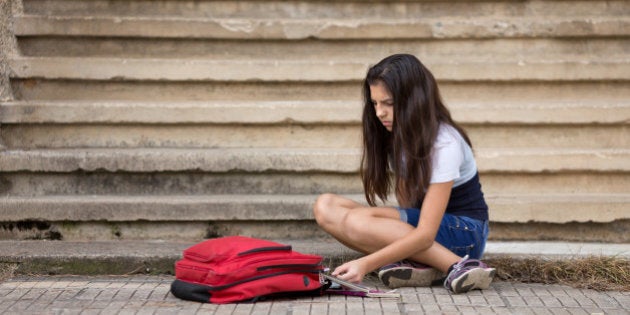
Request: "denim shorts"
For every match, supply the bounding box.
[397,207,489,259]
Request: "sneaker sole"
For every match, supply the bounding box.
[379,267,442,289]
[449,268,496,294]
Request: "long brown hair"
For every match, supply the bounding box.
[361,54,472,208]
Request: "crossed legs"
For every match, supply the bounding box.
[313,193,460,274]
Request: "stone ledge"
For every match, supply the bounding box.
[2,100,628,124]
[0,194,322,221]
[475,148,630,173]
[20,0,627,20]
[14,15,630,39]
[9,57,630,82]
[0,100,359,124]
[1,148,628,173]
[488,194,630,223]
[1,193,628,224]
[0,239,627,275]
[0,148,360,172]
[483,241,630,259]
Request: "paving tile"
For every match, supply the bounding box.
[525,296,545,307]
[540,296,562,307]
[380,300,401,314]
[556,295,581,307]
[505,295,527,307]
[549,308,572,315]
[309,301,329,315]
[1,276,628,314]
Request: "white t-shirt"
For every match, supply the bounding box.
[430,124,477,188]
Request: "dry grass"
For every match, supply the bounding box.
[488,255,630,291]
[0,263,17,283]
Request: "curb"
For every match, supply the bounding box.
[1,239,628,276]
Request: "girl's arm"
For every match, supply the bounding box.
[332,180,453,282]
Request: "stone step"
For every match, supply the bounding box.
[3,100,628,124]
[12,80,630,103]
[22,0,628,19]
[1,194,628,225]
[14,15,630,39]
[0,172,364,196]
[1,148,628,173]
[17,37,630,61]
[0,100,630,149]
[4,124,627,149]
[0,239,628,275]
[0,100,360,124]
[2,101,627,149]
[2,172,628,197]
[0,148,358,173]
[4,0,627,249]
[9,57,630,82]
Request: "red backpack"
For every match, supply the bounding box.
[170,236,328,304]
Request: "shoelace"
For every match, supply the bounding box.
[451,255,470,273]
[444,255,470,292]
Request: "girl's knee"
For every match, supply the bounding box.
[313,193,338,225]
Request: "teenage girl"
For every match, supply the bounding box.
[313,54,495,293]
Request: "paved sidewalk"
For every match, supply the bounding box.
[1,276,628,314]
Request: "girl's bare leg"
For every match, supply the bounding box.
[313,193,460,273]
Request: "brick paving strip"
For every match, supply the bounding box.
[0,276,628,314]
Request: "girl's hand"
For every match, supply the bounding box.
[331,259,368,283]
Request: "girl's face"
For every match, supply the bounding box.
[370,82,394,132]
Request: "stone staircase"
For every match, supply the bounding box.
[1,0,629,259]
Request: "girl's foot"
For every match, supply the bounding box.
[444,255,496,294]
[378,260,443,289]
